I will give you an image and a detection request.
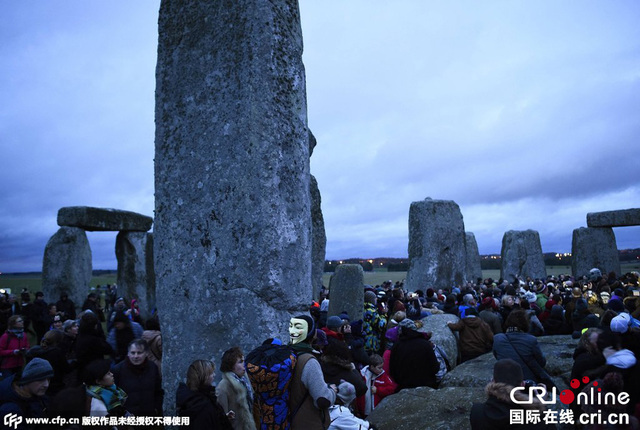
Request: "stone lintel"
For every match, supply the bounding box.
[57,206,153,232]
[587,208,640,228]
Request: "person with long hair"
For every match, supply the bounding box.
[0,315,30,378]
[176,359,233,430]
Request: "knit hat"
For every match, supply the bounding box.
[493,358,523,387]
[326,316,344,331]
[608,298,625,314]
[398,318,417,331]
[364,291,377,304]
[18,358,54,385]
[338,312,351,322]
[525,292,537,303]
[336,380,356,406]
[62,319,77,333]
[610,313,631,334]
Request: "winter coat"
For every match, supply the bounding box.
[216,372,256,430]
[0,374,48,426]
[112,357,163,416]
[106,321,144,362]
[176,383,233,430]
[362,303,386,355]
[0,331,30,371]
[320,355,367,398]
[25,345,70,395]
[492,331,547,383]
[74,330,113,378]
[356,366,396,416]
[478,310,503,334]
[328,404,371,430]
[389,327,439,390]
[447,316,494,360]
[470,382,551,429]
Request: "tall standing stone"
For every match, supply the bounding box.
[571,227,621,279]
[327,264,364,321]
[115,232,156,320]
[155,0,310,411]
[406,198,467,291]
[465,232,482,283]
[500,230,547,282]
[42,227,92,309]
[310,174,326,302]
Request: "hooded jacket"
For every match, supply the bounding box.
[389,327,439,390]
[0,374,48,425]
[448,316,494,359]
[470,382,550,429]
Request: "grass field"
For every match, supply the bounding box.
[2,263,638,295]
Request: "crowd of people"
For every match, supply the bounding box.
[0,268,638,429]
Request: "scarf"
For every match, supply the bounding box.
[231,372,254,411]
[8,329,24,339]
[88,384,128,413]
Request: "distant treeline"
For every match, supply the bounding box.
[324,248,640,272]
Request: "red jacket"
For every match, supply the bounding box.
[355,366,397,416]
[0,331,30,370]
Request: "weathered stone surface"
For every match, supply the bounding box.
[310,175,326,302]
[406,198,467,290]
[57,206,152,232]
[116,232,156,320]
[587,208,640,228]
[155,0,310,413]
[42,227,92,310]
[327,264,363,321]
[418,313,459,370]
[368,386,486,430]
[500,230,547,282]
[465,232,482,283]
[439,335,578,390]
[308,129,317,157]
[571,227,621,279]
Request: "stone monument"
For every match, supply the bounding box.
[327,264,364,321]
[310,174,326,302]
[154,0,311,411]
[406,198,467,290]
[571,227,621,278]
[465,232,482,283]
[500,230,547,281]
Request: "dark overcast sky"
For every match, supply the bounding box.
[1,1,639,273]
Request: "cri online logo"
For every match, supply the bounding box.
[3,413,23,430]
[510,376,631,406]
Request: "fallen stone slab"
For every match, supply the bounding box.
[439,335,578,390]
[57,206,153,232]
[368,386,486,430]
[587,208,640,228]
[418,313,459,370]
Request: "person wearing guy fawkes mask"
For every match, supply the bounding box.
[288,315,338,430]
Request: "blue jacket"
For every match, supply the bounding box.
[492,331,546,382]
[0,375,48,429]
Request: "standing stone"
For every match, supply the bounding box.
[42,227,92,309]
[310,175,326,302]
[571,227,621,279]
[155,0,310,411]
[406,198,467,291]
[587,208,640,228]
[500,230,547,282]
[327,264,364,321]
[418,313,459,370]
[465,232,482,283]
[115,232,156,320]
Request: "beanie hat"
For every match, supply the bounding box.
[398,318,417,331]
[364,291,377,304]
[610,313,630,334]
[338,312,351,322]
[326,316,343,331]
[525,292,537,303]
[62,319,77,333]
[608,299,625,314]
[493,359,523,387]
[336,380,356,406]
[18,358,54,385]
